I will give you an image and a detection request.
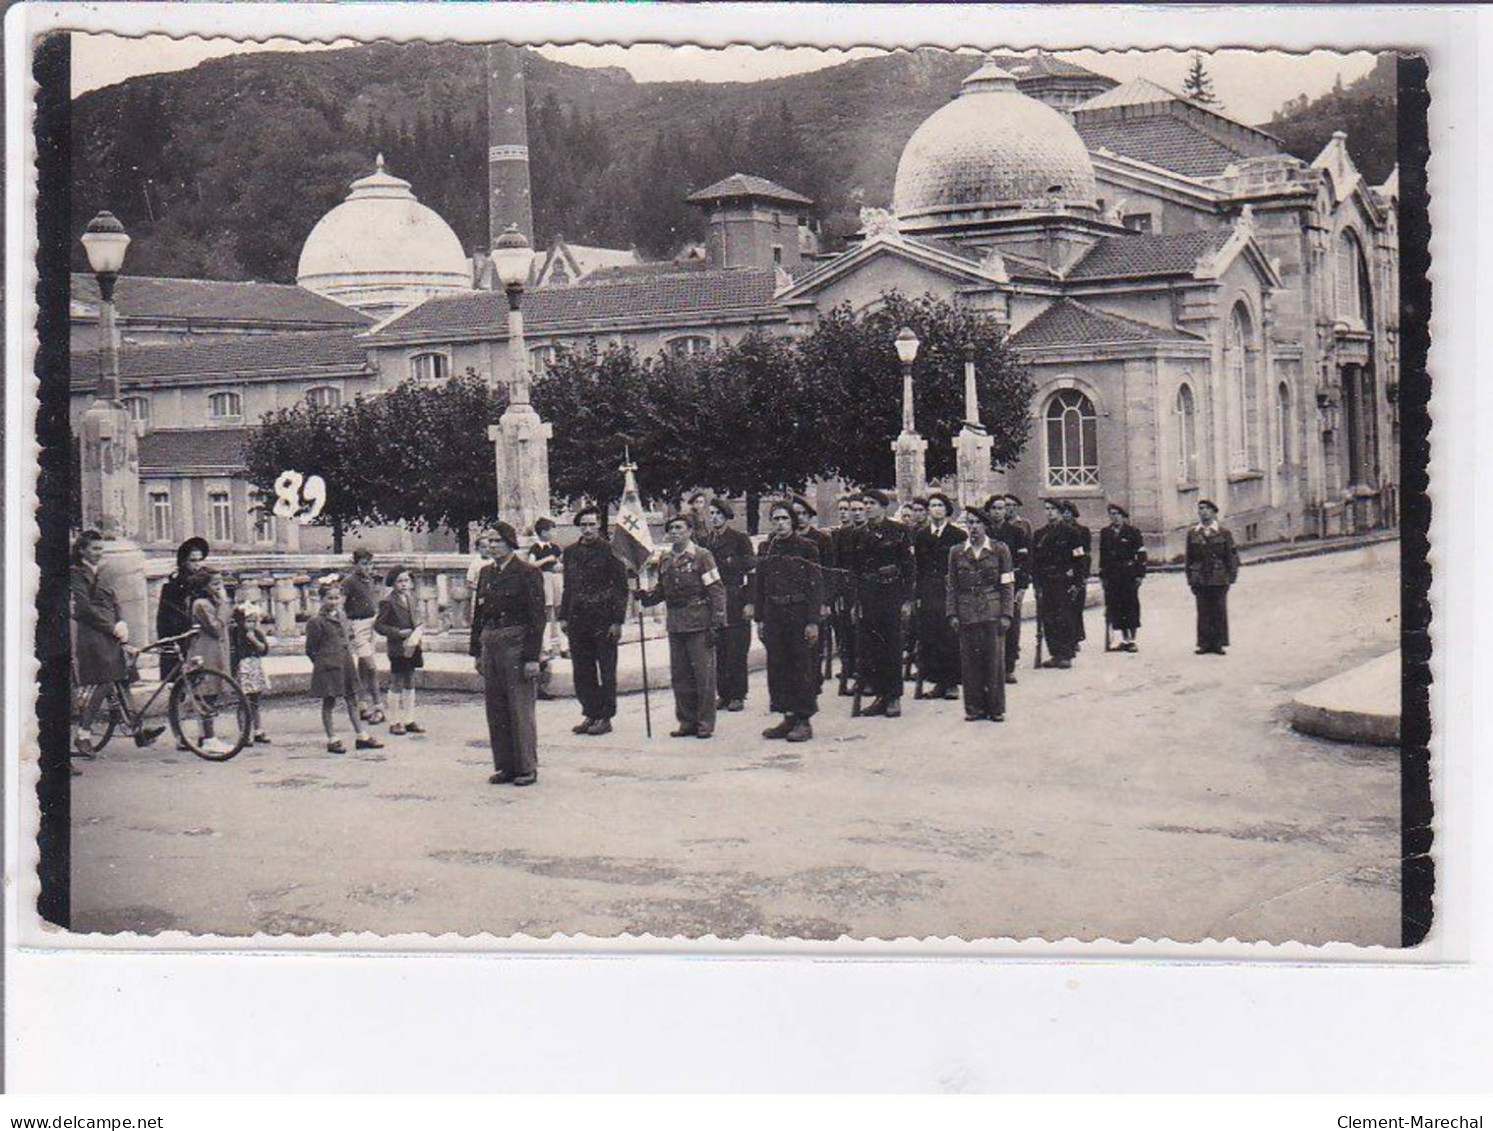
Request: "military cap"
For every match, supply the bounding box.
[491,521,520,550]
[1197,498,1219,513]
[790,494,817,518]
[1059,500,1081,518]
[962,504,992,527]
[1004,494,1024,507]
[1107,503,1129,518]
[862,488,891,507]
[708,498,735,521]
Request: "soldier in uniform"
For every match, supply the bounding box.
[1099,503,1147,652]
[469,522,547,786]
[851,489,915,716]
[558,505,631,736]
[945,505,1015,722]
[755,501,824,742]
[639,515,728,737]
[1186,499,1240,655]
[1031,499,1087,669]
[987,495,1032,683]
[791,495,835,689]
[1061,500,1093,650]
[913,491,966,699]
[830,494,866,694]
[702,498,757,712]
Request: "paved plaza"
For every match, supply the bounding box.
[70,542,1401,946]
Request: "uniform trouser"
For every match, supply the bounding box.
[763,605,818,719]
[916,601,961,686]
[835,602,858,681]
[1102,576,1142,632]
[1006,588,1026,673]
[959,621,1007,718]
[1193,585,1231,651]
[1071,582,1088,643]
[480,626,537,777]
[1036,580,1078,661]
[857,591,905,698]
[669,630,717,731]
[717,621,751,703]
[568,624,619,720]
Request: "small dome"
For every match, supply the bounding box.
[297,156,470,316]
[893,59,1098,226]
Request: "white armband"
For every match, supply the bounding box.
[1001,572,1015,585]
[701,568,722,586]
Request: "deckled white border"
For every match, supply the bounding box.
[5,1,1484,1091]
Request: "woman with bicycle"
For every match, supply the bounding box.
[71,530,164,754]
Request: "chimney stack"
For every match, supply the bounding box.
[487,43,534,249]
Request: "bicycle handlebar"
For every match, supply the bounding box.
[141,628,201,653]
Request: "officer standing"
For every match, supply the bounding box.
[1031,499,1086,669]
[639,515,728,738]
[558,505,630,736]
[831,494,866,695]
[791,495,836,688]
[988,495,1032,683]
[851,489,915,717]
[469,523,547,786]
[702,499,757,712]
[755,500,824,742]
[945,505,1015,722]
[1061,501,1093,650]
[1186,499,1240,655]
[1099,503,1147,652]
[913,491,966,699]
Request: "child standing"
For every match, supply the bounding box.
[306,581,383,754]
[374,567,425,736]
[230,602,273,744]
[529,517,565,660]
[187,569,233,756]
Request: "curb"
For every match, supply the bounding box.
[1287,650,1400,748]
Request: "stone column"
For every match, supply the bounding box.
[891,357,927,502]
[952,346,995,506]
[490,285,553,538]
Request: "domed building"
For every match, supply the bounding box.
[297,156,471,318]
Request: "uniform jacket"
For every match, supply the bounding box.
[305,612,356,671]
[468,556,548,661]
[71,562,129,684]
[945,540,1016,625]
[991,518,1032,589]
[701,525,757,625]
[341,570,379,620]
[156,569,195,641]
[558,539,630,631]
[752,533,823,624]
[802,527,836,605]
[914,522,968,609]
[1099,523,1149,581]
[853,519,915,604]
[374,592,423,659]
[830,524,861,604]
[639,543,728,634]
[1031,520,1089,585]
[1185,524,1240,588]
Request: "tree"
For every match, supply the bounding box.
[795,292,1035,489]
[1182,53,1220,107]
[241,400,372,552]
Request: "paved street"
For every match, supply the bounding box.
[71,542,1401,946]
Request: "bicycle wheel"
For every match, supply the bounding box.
[73,684,116,756]
[169,667,250,762]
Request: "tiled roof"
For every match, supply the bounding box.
[372,268,784,340]
[901,236,1059,283]
[1074,76,1184,112]
[575,259,713,284]
[71,274,371,327]
[990,52,1114,83]
[139,427,251,472]
[70,330,371,388]
[1079,116,1252,179]
[686,174,813,207]
[1010,299,1200,349]
[1066,230,1231,282]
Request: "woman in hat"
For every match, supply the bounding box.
[1099,503,1147,652]
[156,536,210,642]
[945,505,1014,722]
[913,491,966,698]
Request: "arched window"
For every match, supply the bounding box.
[1225,304,1259,472]
[122,395,151,427]
[208,390,243,421]
[667,335,713,359]
[1044,389,1099,488]
[1336,229,1370,325]
[1175,383,1198,484]
[1277,381,1292,467]
[305,385,341,410]
[410,352,449,383]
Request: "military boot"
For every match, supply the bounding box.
[785,719,813,742]
[762,716,796,740]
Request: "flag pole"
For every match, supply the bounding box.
[619,447,654,738]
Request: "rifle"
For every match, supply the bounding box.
[1033,585,1045,669]
[851,600,865,717]
[1104,592,1114,653]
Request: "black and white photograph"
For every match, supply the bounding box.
[22,18,1431,956]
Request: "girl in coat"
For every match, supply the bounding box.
[230,602,273,744]
[185,569,233,756]
[306,581,382,754]
[374,567,426,736]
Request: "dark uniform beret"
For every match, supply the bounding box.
[708,498,735,521]
[491,521,520,549]
[791,494,817,518]
[862,489,891,507]
[1061,501,1081,518]
[1107,503,1129,518]
[1198,499,1219,513]
[1005,494,1023,507]
[963,504,991,527]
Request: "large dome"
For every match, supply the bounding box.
[893,61,1098,226]
[297,156,471,317]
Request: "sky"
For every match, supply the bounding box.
[70,35,1378,126]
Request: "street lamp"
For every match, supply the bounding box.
[492,222,532,404]
[890,326,927,500]
[895,325,920,433]
[81,210,131,401]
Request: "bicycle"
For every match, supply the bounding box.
[73,629,251,762]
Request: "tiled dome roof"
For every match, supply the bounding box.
[893,60,1098,225]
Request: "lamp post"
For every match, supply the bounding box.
[487,223,552,540]
[891,326,928,501]
[952,341,998,506]
[78,211,149,643]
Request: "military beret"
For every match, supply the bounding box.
[491,521,520,550]
[1005,494,1024,507]
[708,498,735,521]
[663,513,692,530]
[963,504,991,527]
[791,494,817,518]
[1107,503,1129,518]
[862,489,891,507]
[1198,499,1219,513]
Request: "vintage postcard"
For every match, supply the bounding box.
[10,5,1441,961]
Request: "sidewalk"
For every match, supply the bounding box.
[1288,650,1400,747]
